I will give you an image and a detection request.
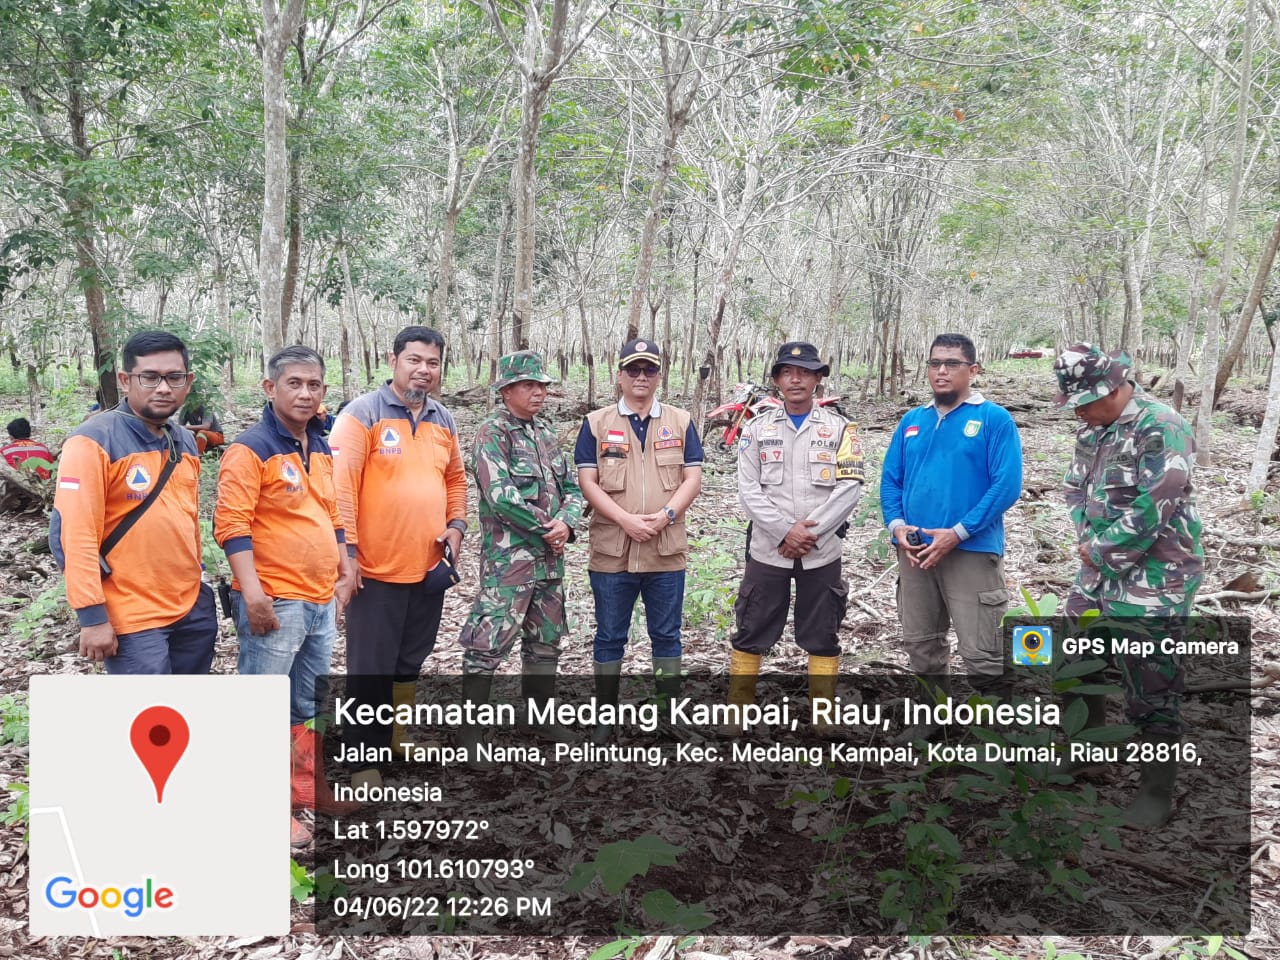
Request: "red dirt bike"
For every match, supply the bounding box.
[704,382,845,450]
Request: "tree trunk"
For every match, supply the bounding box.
[488,197,514,385]
[1247,333,1280,493]
[280,150,304,342]
[1194,0,1254,465]
[1215,208,1280,399]
[258,0,305,358]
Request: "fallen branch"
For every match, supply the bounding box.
[1201,530,1280,548]
[0,456,46,501]
[1195,588,1280,603]
[1188,662,1280,694]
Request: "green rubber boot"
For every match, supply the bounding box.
[653,656,683,702]
[590,660,622,746]
[519,661,580,744]
[894,674,952,745]
[1124,732,1179,829]
[455,671,497,770]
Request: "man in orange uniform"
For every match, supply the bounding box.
[215,345,356,844]
[50,330,217,674]
[331,326,468,787]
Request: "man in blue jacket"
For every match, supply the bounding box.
[881,334,1023,728]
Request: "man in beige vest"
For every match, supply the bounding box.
[574,339,704,743]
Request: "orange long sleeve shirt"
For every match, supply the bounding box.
[50,405,203,634]
[214,404,344,603]
[330,384,467,582]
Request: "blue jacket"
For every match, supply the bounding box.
[880,393,1022,556]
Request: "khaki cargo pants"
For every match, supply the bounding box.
[896,549,1008,678]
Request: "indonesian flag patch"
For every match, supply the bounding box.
[58,477,81,490]
[905,425,920,439]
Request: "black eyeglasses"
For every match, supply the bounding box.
[926,359,971,371]
[128,372,192,388]
[623,365,660,378]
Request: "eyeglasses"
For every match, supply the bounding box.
[623,365,661,378]
[128,372,192,388]
[927,359,971,371]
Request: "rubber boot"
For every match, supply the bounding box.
[1061,692,1109,776]
[455,672,498,770]
[1124,731,1179,828]
[390,680,418,756]
[807,655,840,737]
[292,724,360,815]
[653,656,683,703]
[291,815,312,847]
[518,661,580,743]
[715,650,762,738]
[894,674,952,745]
[590,660,623,746]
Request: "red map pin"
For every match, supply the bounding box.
[130,706,190,804]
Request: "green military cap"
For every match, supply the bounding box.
[1053,343,1132,409]
[493,350,558,391]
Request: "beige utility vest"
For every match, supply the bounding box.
[585,404,691,573]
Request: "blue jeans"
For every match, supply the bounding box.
[106,583,217,675]
[589,570,685,663]
[233,592,337,726]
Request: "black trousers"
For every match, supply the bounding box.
[342,576,445,766]
[730,559,847,657]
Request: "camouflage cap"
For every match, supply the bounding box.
[1053,343,1132,409]
[494,350,558,391]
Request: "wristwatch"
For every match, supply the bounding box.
[662,506,677,522]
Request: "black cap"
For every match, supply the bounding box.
[618,338,662,368]
[770,341,829,377]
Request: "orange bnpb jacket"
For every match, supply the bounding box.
[214,403,344,603]
[330,384,467,583]
[49,406,203,634]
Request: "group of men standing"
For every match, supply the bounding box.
[48,325,1203,831]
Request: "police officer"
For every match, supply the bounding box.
[458,351,584,746]
[725,342,864,733]
[1054,343,1203,827]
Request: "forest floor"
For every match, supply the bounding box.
[1,360,1278,959]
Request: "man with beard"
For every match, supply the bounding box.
[331,326,468,788]
[880,334,1023,736]
[50,330,217,674]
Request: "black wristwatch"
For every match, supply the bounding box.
[662,506,677,522]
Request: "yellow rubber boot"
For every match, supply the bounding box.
[808,655,840,737]
[717,650,762,737]
[391,681,417,756]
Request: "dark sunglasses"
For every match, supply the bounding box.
[623,364,661,377]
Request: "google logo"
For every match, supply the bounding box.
[44,876,174,919]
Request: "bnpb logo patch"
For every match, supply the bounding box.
[380,427,400,447]
[125,465,152,492]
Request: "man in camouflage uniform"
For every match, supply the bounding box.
[457,351,585,747]
[1055,343,1203,827]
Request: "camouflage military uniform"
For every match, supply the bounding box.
[1056,344,1203,733]
[458,357,584,674]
